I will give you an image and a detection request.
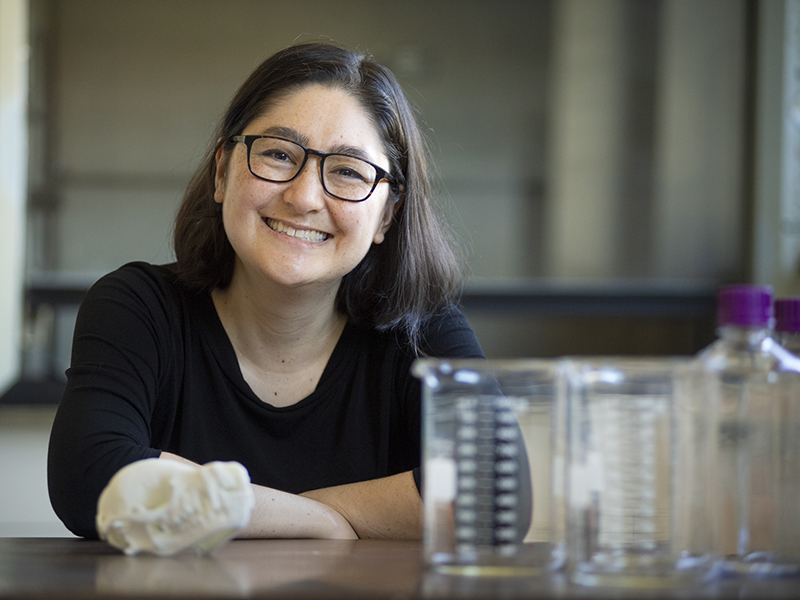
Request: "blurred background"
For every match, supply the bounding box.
[0,0,798,534]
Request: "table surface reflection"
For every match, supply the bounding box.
[2,538,800,600]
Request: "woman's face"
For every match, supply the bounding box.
[214,84,396,293]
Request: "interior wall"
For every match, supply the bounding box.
[776,0,800,296]
[0,407,72,536]
[754,0,800,296]
[546,0,631,279]
[652,0,747,282]
[545,0,747,284]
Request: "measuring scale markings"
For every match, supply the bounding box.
[590,394,668,552]
[454,395,521,552]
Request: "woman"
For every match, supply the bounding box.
[47,42,485,540]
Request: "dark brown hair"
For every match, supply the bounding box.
[173,42,463,347]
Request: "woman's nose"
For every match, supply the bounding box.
[281,156,328,213]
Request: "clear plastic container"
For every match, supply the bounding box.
[698,285,800,577]
[564,357,712,588]
[775,297,800,356]
[413,359,566,576]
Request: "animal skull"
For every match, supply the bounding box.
[96,459,255,556]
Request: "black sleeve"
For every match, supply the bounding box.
[419,305,487,360]
[47,265,168,539]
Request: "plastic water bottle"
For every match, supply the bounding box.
[775,297,800,356]
[697,285,800,577]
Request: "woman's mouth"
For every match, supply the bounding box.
[265,218,329,243]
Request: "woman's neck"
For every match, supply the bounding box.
[214,267,343,348]
[210,269,346,406]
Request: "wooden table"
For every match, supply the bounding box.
[2,537,800,599]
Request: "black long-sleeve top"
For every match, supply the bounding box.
[47,262,487,538]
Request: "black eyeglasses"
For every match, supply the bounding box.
[230,135,394,202]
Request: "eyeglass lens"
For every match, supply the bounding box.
[248,137,379,201]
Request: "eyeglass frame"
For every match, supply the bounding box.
[229,134,396,203]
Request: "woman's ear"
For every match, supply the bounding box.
[214,145,227,204]
[373,188,404,245]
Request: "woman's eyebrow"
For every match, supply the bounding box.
[257,126,375,162]
[259,126,309,147]
[328,144,372,162]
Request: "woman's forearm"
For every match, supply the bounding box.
[300,471,422,540]
[241,484,357,539]
[159,452,357,539]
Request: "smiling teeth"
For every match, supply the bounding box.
[266,219,328,243]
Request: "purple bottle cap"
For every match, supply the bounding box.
[717,285,773,327]
[775,298,800,333]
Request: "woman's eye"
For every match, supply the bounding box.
[262,149,292,162]
[332,166,367,182]
[327,157,374,183]
[251,138,302,165]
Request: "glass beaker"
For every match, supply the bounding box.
[564,357,712,588]
[413,358,566,576]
